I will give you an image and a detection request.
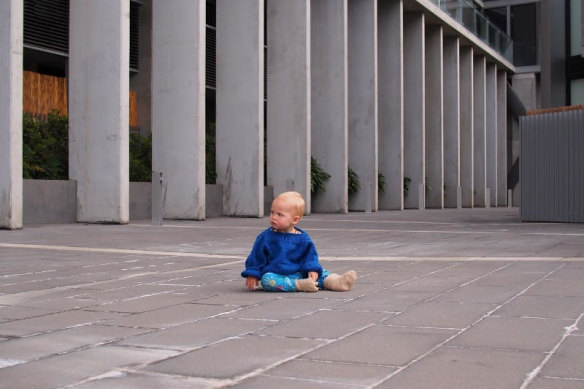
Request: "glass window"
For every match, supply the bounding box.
[511,4,538,67]
[571,79,584,105]
[570,0,582,56]
[484,7,507,33]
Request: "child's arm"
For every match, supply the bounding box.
[246,276,259,291]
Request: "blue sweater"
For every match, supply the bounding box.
[241,227,323,279]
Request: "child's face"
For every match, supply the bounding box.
[269,198,300,233]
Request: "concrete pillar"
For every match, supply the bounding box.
[497,70,508,206]
[267,0,311,212]
[216,0,264,217]
[152,0,206,220]
[348,0,378,212]
[0,0,23,229]
[378,0,403,210]
[311,0,348,213]
[443,36,460,208]
[473,55,487,207]
[403,13,425,209]
[460,46,474,208]
[425,24,443,209]
[69,0,130,223]
[486,63,498,207]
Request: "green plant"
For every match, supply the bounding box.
[129,132,152,182]
[23,111,68,180]
[425,177,432,194]
[310,157,331,195]
[348,166,360,196]
[404,176,411,197]
[378,171,386,193]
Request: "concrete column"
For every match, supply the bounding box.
[216,0,264,217]
[378,0,403,210]
[497,70,508,206]
[267,0,311,212]
[425,24,443,209]
[403,13,425,209]
[69,0,130,223]
[473,55,487,207]
[348,0,378,212]
[443,36,460,208]
[152,0,206,220]
[311,0,348,213]
[459,46,473,208]
[0,0,23,229]
[486,63,498,207]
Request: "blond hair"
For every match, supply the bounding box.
[273,191,305,218]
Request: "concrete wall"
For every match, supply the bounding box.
[23,181,227,225]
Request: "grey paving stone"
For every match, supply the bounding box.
[116,317,272,350]
[223,296,341,321]
[0,305,56,321]
[89,291,204,313]
[68,372,218,389]
[0,324,149,363]
[304,325,457,366]
[193,291,281,307]
[230,374,361,388]
[433,285,523,304]
[144,334,325,380]
[447,316,574,352]
[0,310,123,337]
[384,300,498,329]
[259,359,396,387]
[524,278,584,297]
[103,303,237,329]
[0,345,178,389]
[336,290,437,313]
[496,295,584,320]
[258,309,390,339]
[374,346,544,389]
[540,335,584,379]
[527,377,584,389]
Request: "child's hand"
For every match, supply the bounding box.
[246,276,259,291]
[308,271,318,281]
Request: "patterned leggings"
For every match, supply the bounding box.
[260,270,330,292]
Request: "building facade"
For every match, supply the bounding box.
[2,0,521,228]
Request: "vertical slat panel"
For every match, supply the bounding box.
[521,109,584,223]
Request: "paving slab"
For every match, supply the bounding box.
[373,346,544,389]
[0,208,583,388]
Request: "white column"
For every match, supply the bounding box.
[267,0,311,212]
[69,0,130,223]
[460,46,474,208]
[443,36,460,208]
[473,55,487,207]
[425,24,443,209]
[497,70,508,206]
[311,0,348,213]
[0,0,23,229]
[152,0,206,220]
[216,0,264,217]
[403,13,425,209]
[378,0,403,210]
[486,63,498,207]
[348,0,378,212]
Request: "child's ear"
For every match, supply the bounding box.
[292,215,301,225]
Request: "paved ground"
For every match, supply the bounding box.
[0,208,583,389]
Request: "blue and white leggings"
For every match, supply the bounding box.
[260,270,330,292]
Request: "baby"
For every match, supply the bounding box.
[242,191,356,292]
